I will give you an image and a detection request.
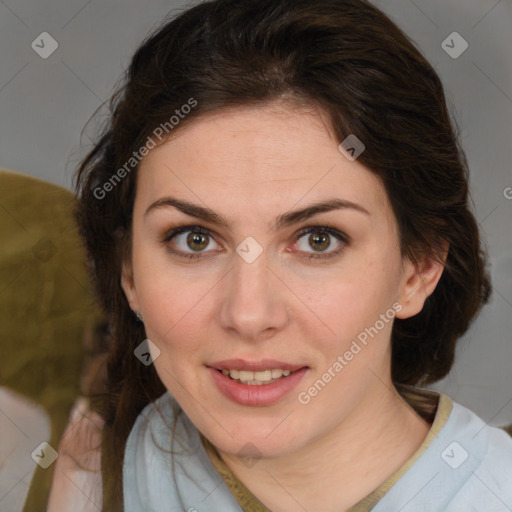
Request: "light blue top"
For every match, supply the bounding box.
[123,391,512,511]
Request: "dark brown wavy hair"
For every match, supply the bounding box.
[73,0,491,509]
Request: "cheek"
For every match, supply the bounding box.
[131,249,214,353]
[312,264,398,329]
[139,282,210,355]
[297,278,398,415]
[302,257,401,364]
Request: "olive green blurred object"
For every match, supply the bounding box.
[0,169,105,512]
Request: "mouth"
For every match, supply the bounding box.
[207,359,309,405]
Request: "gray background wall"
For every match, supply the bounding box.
[1,0,511,421]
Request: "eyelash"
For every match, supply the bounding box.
[161,224,350,262]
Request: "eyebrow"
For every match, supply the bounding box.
[144,195,370,231]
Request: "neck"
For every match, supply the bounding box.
[217,382,432,512]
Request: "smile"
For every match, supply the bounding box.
[207,360,309,406]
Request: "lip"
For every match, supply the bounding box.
[207,365,309,406]
[208,358,306,372]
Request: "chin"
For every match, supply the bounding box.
[204,415,308,460]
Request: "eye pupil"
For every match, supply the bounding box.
[309,231,330,251]
[187,232,209,251]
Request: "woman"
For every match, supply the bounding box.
[48,0,512,510]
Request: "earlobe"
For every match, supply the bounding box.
[396,243,449,320]
[120,260,140,311]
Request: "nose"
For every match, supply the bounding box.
[218,249,289,343]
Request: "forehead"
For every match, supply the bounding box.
[135,102,391,226]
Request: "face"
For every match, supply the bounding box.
[121,101,442,459]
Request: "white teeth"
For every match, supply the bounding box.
[238,370,254,381]
[220,368,294,384]
[254,370,272,382]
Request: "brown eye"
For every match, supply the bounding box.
[162,225,222,260]
[307,231,331,252]
[186,232,209,251]
[294,226,349,260]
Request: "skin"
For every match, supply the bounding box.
[121,100,447,511]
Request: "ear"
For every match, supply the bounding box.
[120,259,140,312]
[395,242,449,320]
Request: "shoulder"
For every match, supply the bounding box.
[445,399,512,509]
[122,393,186,511]
[447,398,512,463]
[123,392,191,486]
[432,396,512,509]
[122,392,243,512]
[373,394,512,512]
